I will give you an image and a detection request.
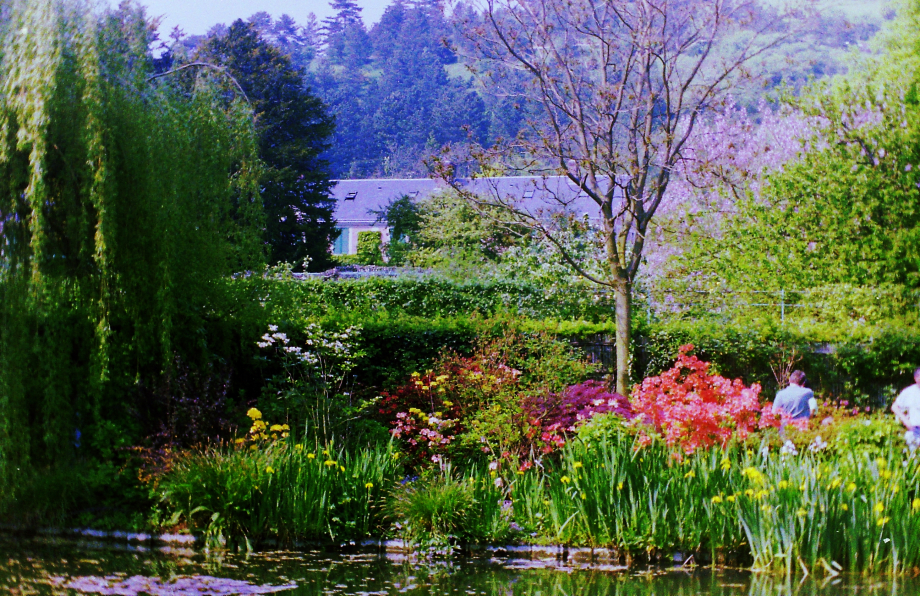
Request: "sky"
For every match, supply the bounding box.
[123,0,392,38]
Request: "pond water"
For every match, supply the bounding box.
[1,536,917,596]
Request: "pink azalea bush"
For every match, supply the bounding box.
[523,381,633,454]
[631,345,776,454]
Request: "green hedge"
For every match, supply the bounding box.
[258,275,616,321]
[636,320,920,406]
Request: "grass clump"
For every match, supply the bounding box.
[155,440,401,549]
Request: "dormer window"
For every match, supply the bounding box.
[523,189,535,199]
[345,191,358,200]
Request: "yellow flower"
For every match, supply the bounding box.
[340,466,346,472]
[573,462,583,469]
[742,467,764,485]
[443,400,453,407]
[711,495,723,504]
[761,504,772,513]
[892,485,899,494]
[842,503,849,511]
[324,460,337,467]
[720,458,731,471]
[880,470,893,480]
[270,424,284,432]
[829,478,842,490]
[684,471,695,479]
[912,498,920,512]
[295,444,304,451]
[744,489,754,498]
[778,480,789,490]
[307,453,315,459]
[247,408,262,420]
[796,508,807,518]
[874,502,885,514]
[560,476,571,484]
[726,495,736,503]
[617,482,623,490]
[877,517,890,527]
[411,372,420,377]
[580,493,586,500]
[250,444,258,451]
[846,482,857,492]
[365,482,373,489]
[266,466,274,474]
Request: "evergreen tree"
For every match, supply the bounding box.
[198,21,337,270]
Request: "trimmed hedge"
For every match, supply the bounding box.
[636,320,920,407]
[259,276,616,321]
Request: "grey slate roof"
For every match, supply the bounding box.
[330,176,609,226]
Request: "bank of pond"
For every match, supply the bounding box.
[138,422,919,577]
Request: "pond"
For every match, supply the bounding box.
[2,536,917,596]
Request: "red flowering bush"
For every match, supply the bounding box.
[378,357,521,464]
[522,381,633,454]
[631,345,772,454]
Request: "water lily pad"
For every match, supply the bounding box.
[48,574,297,595]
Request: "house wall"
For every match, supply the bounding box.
[333,224,391,255]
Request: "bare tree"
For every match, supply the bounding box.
[432,0,808,393]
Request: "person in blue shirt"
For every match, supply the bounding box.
[772,370,817,420]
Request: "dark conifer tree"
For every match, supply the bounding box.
[198,21,337,270]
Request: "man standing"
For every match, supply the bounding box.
[892,367,920,448]
[773,370,817,420]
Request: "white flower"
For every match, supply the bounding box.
[494,477,504,488]
[488,461,499,471]
[780,440,798,456]
[268,325,278,332]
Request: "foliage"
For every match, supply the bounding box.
[196,20,336,271]
[381,331,603,463]
[156,440,401,548]
[371,194,422,265]
[408,190,525,272]
[631,346,770,454]
[0,0,263,496]
[254,275,616,322]
[253,323,368,446]
[356,231,384,266]
[388,473,477,551]
[521,381,632,455]
[636,320,920,409]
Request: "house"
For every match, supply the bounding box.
[329,176,605,255]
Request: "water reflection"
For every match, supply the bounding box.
[0,536,914,596]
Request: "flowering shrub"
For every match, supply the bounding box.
[631,345,769,454]
[255,323,365,445]
[522,381,633,454]
[380,360,519,464]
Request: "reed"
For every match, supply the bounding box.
[157,440,401,548]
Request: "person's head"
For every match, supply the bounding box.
[789,370,807,387]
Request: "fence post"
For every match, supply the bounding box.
[781,289,785,324]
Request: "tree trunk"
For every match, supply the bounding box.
[613,276,631,396]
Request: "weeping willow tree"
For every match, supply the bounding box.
[0,0,263,495]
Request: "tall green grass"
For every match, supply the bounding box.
[157,441,401,548]
[497,431,920,574]
[156,428,920,574]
